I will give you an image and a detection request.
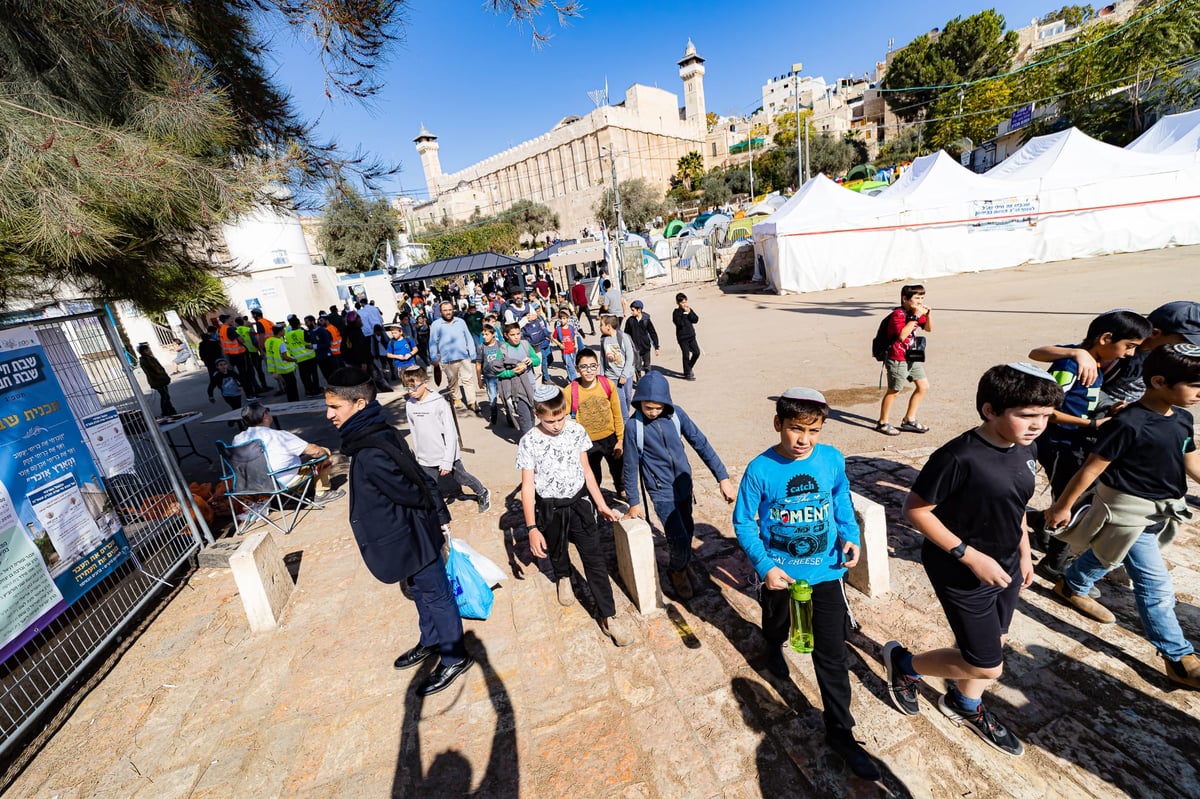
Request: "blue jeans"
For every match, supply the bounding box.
[1064,531,1194,661]
[562,351,577,383]
[483,377,499,407]
[648,486,695,571]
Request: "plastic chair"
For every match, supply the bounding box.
[216,439,329,536]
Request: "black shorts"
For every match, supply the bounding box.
[922,541,1021,669]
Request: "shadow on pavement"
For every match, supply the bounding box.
[393,631,518,798]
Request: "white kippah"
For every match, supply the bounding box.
[533,384,562,403]
[780,387,827,405]
[1005,362,1057,382]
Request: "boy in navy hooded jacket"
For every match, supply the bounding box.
[623,371,735,599]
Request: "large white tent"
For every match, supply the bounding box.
[1126,109,1200,157]
[753,126,1200,294]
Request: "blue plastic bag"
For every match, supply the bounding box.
[445,545,495,620]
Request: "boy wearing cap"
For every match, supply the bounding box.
[883,364,1063,758]
[403,366,491,514]
[624,372,734,599]
[623,300,660,381]
[732,387,879,781]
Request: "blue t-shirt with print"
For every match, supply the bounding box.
[1046,350,1103,446]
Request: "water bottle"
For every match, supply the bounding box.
[789,580,814,653]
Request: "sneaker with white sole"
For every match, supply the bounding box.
[937,693,1024,756]
[477,488,491,514]
[316,488,345,503]
[882,640,922,716]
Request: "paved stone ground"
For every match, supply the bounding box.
[4,248,1200,798]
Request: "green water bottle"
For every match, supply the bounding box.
[789,580,814,653]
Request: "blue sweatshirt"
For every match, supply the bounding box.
[733,443,860,587]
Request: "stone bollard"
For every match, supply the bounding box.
[229,530,295,632]
[612,517,663,614]
[846,492,890,597]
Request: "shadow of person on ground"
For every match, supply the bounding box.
[392,631,518,798]
[845,456,923,564]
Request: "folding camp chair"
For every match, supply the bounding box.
[216,439,330,536]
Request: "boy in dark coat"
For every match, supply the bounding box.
[324,368,473,697]
[622,371,735,599]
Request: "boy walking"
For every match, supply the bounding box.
[497,323,540,435]
[671,293,700,381]
[623,300,660,379]
[624,372,734,599]
[883,364,1063,757]
[403,366,491,514]
[552,307,581,383]
[570,348,625,497]
[325,369,472,696]
[1045,344,1200,689]
[516,385,632,646]
[876,284,932,436]
[206,358,250,416]
[733,388,878,780]
[475,324,506,426]
[1031,310,1151,579]
[599,315,636,417]
[571,275,596,335]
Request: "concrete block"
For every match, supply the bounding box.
[846,491,891,597]
[229,530,294,632]
[197,535,248,569]
[612,518,663,614]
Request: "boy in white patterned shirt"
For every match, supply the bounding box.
[516,384,632,646]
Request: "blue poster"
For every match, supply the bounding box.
[0,327,131,664]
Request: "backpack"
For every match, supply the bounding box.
[628,412,682,456]
[871,308,901,362]
[569,376,613,417]
[523,316,550,348]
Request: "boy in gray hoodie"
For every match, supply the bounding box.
[403,366,491,513]
[622,371,736,599]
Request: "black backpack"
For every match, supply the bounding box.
[871,309,900,362]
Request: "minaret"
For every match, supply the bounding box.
[678,39,707,128]
[413,124,442,199]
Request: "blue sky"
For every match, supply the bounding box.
[272,1,1060,199]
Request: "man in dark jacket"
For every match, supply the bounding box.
[324,368,473,696]
[622,372,735,599]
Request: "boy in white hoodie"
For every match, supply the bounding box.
[403,365,491,513]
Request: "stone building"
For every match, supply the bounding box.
[412,40,709,237]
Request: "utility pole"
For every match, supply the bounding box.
[804,116,811,182]
[748,124,755,200]
[793,63,803,189]
[607,145,625,292]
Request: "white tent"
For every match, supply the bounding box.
[1126,109,1200,157]
[752,127,1200,294]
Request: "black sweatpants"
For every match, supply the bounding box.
[587,433,624,494]
[762,579,855,734]
[679,336,701,377]
[537,492,616,618]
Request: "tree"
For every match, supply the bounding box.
[419,222,520,261]
[877,127,926,164]
[706,111,719,132]
[505,199,560,242]
[772,109,814,149]
[807,133,858,178]
[319,186,400,272]
[594,178,663,231]
[1040,5,1094,27]
[0,0,576,312]
[698,170,732,207]
[676,151,705,190]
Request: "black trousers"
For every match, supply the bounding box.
[155,385,177,417]
[279,369,299,402]
[634,346,652,376]
[575,303,596,333]
[230,352,258,393]
[248,352,267,388]
[317,357,338,381]
[679,337,701,377]
[587,433,624,494]
[537,493,616,618]
[297,358,321,395]
[762,579,855,734]
[408,555,467,664]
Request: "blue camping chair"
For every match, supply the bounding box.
[216,439,330,536]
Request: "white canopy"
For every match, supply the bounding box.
[753,126,1200,294]
[1126,109,1200,157]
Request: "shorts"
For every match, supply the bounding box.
[922,541,1020,669]
[886,359,926,391]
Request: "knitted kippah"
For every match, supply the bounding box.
[533,384,562,403]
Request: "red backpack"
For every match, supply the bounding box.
[569,376,613,418]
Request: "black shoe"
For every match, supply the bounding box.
[683,374,696,381]
[882,640,921,716]
[417,656,475,696]
[937,693,1024,756]
[393,643,436,670]
[765,646,789,679]
[825,730,881,781]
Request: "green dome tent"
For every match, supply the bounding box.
[664,219,685,238]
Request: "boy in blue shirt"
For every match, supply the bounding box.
[1031,310,1151,579]
[733,388,878,781]
[883,364,1063,758]
[623,372,735,600]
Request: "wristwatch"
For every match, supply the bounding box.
[949,542,968,560]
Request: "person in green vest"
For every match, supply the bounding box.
[263,323,299,402]
[286,315,321,397]
[235,315,267,395]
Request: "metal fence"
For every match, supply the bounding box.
[0,310,209,758]
[671,237,718,284]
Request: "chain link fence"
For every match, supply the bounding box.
[0,311,209,759]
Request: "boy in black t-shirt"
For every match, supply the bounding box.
[1045,344,1200,689]
[882,364,1063,757]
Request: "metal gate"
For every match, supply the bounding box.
[0,310,209,758]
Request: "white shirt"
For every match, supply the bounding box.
[233,426,309,486]
[514,420,591,498]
